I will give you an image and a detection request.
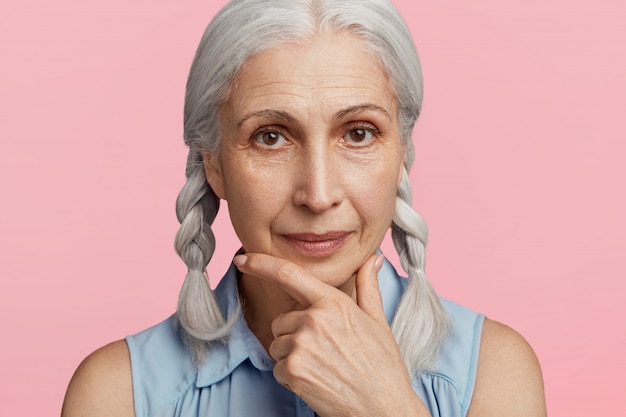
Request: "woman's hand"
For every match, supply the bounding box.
[233,253,431,417]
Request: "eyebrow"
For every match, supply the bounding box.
[236,109,296,128]
[235,103,392,128]
[334,104,392,121]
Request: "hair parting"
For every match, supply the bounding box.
[174,0,449,372]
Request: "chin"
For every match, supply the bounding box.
[296,258,359,288]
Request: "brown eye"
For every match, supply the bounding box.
[351,129,367,142]
[343,128,374,145]
[254,130,286,147]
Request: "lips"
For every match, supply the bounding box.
[282,231,352,257]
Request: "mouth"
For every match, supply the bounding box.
[282,231,353,257]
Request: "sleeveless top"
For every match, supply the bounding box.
[126,259,485,417]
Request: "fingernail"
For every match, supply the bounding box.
[233,254,248,266]
[374,255,384,272]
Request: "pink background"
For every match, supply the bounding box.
[1,0,624,415]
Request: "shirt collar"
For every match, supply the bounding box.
[195,256,405,388]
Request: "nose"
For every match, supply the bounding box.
[292,144,343,213]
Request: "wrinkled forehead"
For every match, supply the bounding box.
[223,33,399,121]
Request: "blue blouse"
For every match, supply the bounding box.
[126,259,484,417]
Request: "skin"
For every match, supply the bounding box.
[206,34,405,352]
[61,33,547,417]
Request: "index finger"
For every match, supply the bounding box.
[233,253,334,307]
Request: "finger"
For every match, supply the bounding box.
[268,334,293,362]
[272,357,294,391]
[355,254,386,320]
[233,253,332,307]
[271,310,308,338]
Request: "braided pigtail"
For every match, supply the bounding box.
[176,0,441,366]
[391,168,449,373]
[174,150,237,363]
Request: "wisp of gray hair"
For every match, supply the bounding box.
[174,0,449,373]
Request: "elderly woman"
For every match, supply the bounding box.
[62,0,546,416]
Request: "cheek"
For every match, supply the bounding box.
[222,163,291,240]
[349,163,399,228]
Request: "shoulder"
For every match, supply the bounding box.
[467,318,547,417]
[61,340,134,417]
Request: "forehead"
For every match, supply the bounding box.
[224,33,398,119]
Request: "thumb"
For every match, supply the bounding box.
[355,254,386,320]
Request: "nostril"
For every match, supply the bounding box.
[293,174,342,213]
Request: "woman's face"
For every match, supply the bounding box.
[205,33,404,287]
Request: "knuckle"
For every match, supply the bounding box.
[290,330,308,350]
[268,338,281,359]
[272,361,287,384]
[301,311,322,331]
[271,312,287,335]
[277,357,313,398]
[281,356,302,379]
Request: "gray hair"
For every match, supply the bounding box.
[174,0,448,373]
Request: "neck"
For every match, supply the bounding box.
[237,271,357,352]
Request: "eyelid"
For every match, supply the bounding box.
[249,125,290,148]
[251,125,287,136]
[341,122,380,147]
[248,121,382,145]
[347,121,380,135]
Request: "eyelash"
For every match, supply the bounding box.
[249,126,289,148]
[248,122,382,148]
[342,122,381,146]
